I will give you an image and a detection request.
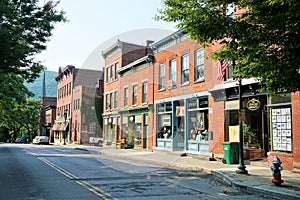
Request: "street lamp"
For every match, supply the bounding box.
[63,109,68,145]
[235,61,248,175]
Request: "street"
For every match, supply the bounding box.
[0,143,276,200]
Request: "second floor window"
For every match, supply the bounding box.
[106,67,111,83]
[132,84,137,105]
[225,61,234,81]
[124,87,128,107]
[74,99,80,110]
[158,63,165,90]
[109,93,113,110]
[111,64,115,81]
[115,62,119,80]
[169,59,176,88]
[105,94,109,110]
[142,81,148,103]
[114,91,118,109]
[194,48,204,82]
[181,54,189,85]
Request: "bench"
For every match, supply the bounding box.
[116,139,126,149]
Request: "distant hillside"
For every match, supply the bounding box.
[25,70,57,98]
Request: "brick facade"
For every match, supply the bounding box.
[151,30,221,154]
[292,92,300,169]
[72,85,103,144]
[53,65,102,144]
[102,40,152,147]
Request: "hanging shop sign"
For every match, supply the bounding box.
[176,106,185,117]
[246,98,261,111]
[162,115,171,126]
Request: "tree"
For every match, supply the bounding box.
[156,0,300,93]
[0,0,66,82]
[0,98,40,142]
[0,73,33,103]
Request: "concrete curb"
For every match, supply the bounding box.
[212,170,300,200]
[74,146,300,199]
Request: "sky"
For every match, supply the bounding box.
[37,0,177,72]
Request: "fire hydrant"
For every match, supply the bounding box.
[270,156,283,186]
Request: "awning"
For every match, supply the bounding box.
[209,78,263,102]
[52,122,69,131]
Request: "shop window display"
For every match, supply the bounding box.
[157,114,172,139]
[188,111,208,141]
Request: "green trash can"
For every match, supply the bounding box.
[222,142,239,164]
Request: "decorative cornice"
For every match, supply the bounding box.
[118,54,154,76]
[150,29,187,54]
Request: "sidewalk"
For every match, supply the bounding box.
[72,145,300,200]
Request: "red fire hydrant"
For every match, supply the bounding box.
[270,156,283,186]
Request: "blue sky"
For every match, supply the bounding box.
[37,0,177,72]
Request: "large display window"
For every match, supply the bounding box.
[271,107,292,152]
[157,103,172,139]
[187,98,208,141]
[188,111,208,141]
[268,93,292,153]
[157,114,172,139]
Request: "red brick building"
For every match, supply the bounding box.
[41,97,57,141]
[117,53,155,149]
[72,83,103,144]
[52,65,103,144]
[102,40,154,148]
[150,30,219,155]
[44,104,56,143]
[149,29,300,172]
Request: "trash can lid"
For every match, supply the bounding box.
[222,141,239,144]
[230,142,239,144]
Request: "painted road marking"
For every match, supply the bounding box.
[38,157,116,199]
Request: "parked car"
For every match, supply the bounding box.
[89,137,103,147]
[33,136,49,145]
[14,137,27,143]
[32,136,39,144]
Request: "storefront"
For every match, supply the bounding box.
[51,119,70,144]
[224,96,268,159]
[119,104,152,149]
[103,112,119,145]
[267,93,295,170]
[186,98,210,155]
[210,80,269,160]
[156,102,175,151]
[155,91,210,154]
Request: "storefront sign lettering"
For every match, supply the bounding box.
[199,99,208,108]
[246,98,261,111]
[188,99,198,109]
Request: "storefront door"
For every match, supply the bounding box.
[226,96,268,159]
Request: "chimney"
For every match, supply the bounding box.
[146,40,155,47]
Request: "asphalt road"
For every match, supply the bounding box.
[0,143,276,200]
[0,144,99,200]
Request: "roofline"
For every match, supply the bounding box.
[150,29,186,50]
[101,39,121,57]
[102,40,148,58]
[118,54,153,75]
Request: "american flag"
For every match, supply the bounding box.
[217,60,229,80]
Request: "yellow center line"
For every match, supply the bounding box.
[38,157,117,199]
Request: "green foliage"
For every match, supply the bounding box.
[0,98,40,142]
[0,73,33,104]
[156,0,300,93]
[0,1,65,142]
[0,0,66,82]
